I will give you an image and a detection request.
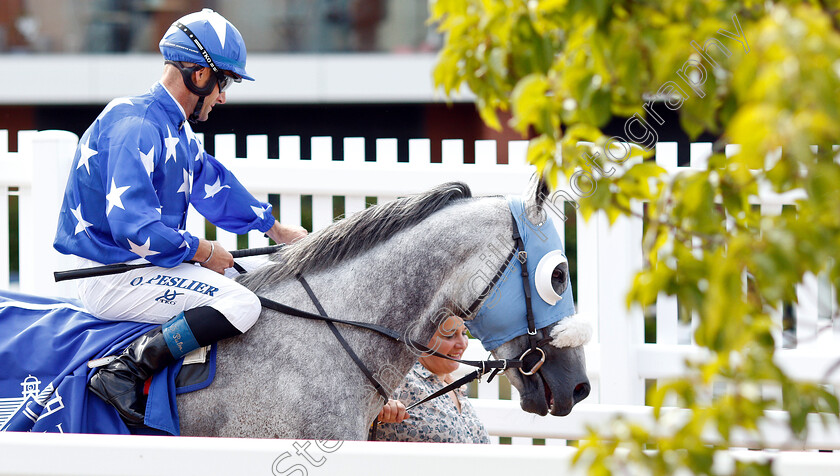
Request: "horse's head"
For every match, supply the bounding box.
[464,175,591,416]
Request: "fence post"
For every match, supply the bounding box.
[376,138,399,203]
[18,130,78,298]
[591,208,646,405]
[246,135,271,249]
[278,136,303,229]
[0,130,9,290]
[311,136,335,231]
[344,137,367,216]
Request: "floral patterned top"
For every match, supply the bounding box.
[375,362,491,444]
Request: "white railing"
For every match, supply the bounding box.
[3,431,840,476]
[2,129,840,465]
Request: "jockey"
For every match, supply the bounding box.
[52,9,307,426]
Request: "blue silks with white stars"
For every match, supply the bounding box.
[54,82,275,266]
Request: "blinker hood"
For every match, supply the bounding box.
[465,196,576,351]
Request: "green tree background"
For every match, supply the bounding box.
[431,1,840,474]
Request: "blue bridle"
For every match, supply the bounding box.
[465,197,576,371]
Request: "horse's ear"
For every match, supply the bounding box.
[522,173,550,206]
[535,176,550,208]
[521,173,550,221]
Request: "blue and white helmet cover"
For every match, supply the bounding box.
[159,9,254,81]
[466,196,576,350]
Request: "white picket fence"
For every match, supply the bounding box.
[2,129,840,474]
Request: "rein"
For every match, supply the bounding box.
[257,290,522,374]
[258,282,519,442]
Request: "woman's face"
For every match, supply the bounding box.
[419,315,469,376]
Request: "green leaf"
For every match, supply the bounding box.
[511,73,551,135]
[526,134,556,173]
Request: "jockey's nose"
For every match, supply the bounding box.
[217,92,227,105]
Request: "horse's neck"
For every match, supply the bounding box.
[252,241,463,396]
[295,198,508,337]
[239,199,510,426]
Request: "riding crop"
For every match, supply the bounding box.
[53,244,286,282]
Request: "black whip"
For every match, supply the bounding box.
[53,244,285,282]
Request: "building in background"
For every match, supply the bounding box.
[0,0,699,161]
[0,0,530,162]
[0,0,435,54]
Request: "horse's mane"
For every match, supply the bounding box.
[237,182,472,292]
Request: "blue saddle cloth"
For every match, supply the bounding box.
[0,290,215,435]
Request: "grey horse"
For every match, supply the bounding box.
[177,180,591,439]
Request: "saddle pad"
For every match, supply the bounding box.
[176,345,215,391]
[0,290,215,435]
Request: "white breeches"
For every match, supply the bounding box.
[76,257,266,333]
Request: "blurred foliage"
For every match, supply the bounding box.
[431,0,840,474]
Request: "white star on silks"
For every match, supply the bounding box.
[177,230,189,249]
[101,97,133,116]
[177,168,192,198]
[172,10,227,48]
[164,125,179,164]
[204,177,230,199]
[184,122,198,146]
[251,205,266,218]
[105,178,130,216]
[139,146,155,177]
[76,137,98,175]
[206,13,228,47]
[194,147,203,162]
[70,204,93,235]
[127,237,159,259]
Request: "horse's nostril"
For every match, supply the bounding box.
[573,382,590,403]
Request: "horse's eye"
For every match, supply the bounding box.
[550,263,568,295]
[534,250,568,305]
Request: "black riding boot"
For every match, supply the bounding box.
[88,326,176,425]
[88,307,241,426]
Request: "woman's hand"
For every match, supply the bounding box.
[378,399,408,423]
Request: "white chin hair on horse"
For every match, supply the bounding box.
[550,314,593,348]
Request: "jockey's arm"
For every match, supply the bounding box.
[265,222,308,245]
